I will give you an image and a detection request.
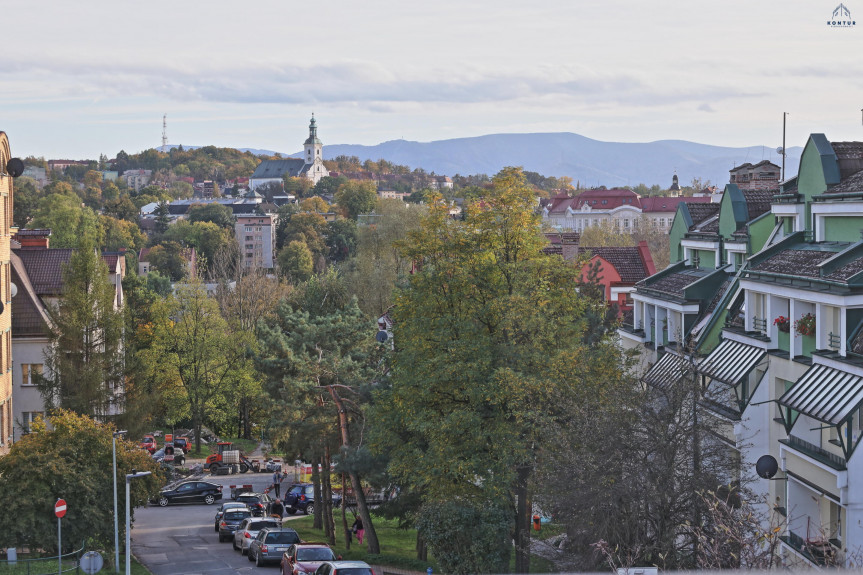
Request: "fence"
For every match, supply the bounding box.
[0,543,87,575]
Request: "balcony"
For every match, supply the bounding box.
[780,530,840,566]
[779,435,846,470]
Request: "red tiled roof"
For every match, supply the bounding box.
[640,196,711,213]
[571,188,640,211]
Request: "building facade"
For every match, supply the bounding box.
[235,214,277,270]
[0,133,13,453]
[624,134,863,566]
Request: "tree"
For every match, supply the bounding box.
[0,410,160,553]
[29,192,104,248]
[103,196,139,221]
[101,215,147,252]
[141,280,255,452]
[372,168,618,573]
[36,237,125,419]
[257,272,385,553]
[281,212,329,258]
[12,176,39,228]
[326,218,358,263]
[278,240,314,283]
[147,241,188,281]
[335,181,377,219]
[313,175,348,197]
[300,196,330,213]
[187,202,234,229]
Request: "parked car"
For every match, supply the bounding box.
[218,508,253,542]
[152,447,185,466]
[311,560,376,575]
[281,543,338,575]
[173,436,191,454]
[140,435,156,454]
[235,492,272,517]
[248,527,302,567]
[154,481,222,506]
[214,502,250,532]
[284,483,342,516]
[232,517,281,555]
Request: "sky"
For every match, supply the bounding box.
[2,0,862,160]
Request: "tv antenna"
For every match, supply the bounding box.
[162,114,168,150]
[777,112,788,181]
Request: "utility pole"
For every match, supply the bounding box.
[782,112,788,181]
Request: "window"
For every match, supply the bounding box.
[20,411,43,434]
[660,218,666,227]
[624,219,630,229]
[21,364,43,386]
[246,236,253,241]
[245,226,253,232]
[602,200,608,205]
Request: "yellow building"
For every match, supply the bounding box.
[0,132,15,455]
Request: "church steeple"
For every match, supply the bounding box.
[304,114,322,165]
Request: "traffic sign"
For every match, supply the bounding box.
[55,499,67,518]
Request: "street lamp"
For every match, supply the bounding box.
[112,430,127,574]
[125,470,151,575]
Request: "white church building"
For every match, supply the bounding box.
[249,115,330,190]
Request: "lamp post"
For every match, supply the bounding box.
[125,470,151,575]
[112,430,127,574]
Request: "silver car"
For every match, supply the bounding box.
[232,517,281,555]
[248,527,301,567]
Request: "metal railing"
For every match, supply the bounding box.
[0,543,87,574]
[753,316,767,332]
[780,435,846,470]
[829,332,841,349]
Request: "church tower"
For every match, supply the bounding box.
[304,114,322,166]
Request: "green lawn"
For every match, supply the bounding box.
[289,513,558,573]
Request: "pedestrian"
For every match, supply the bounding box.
[272,470,281,498]
[270,498,284,520]
[351,515,365,545]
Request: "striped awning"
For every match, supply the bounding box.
[779,364,863,425]
[641,352,691,390]
[697,339,766,386]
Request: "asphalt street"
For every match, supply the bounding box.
[131,471,298,575]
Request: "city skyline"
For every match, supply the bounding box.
[2,0,861,160]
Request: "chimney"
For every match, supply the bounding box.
[561,232,580,261]
[638,240,656,275]
[13,228,51,249]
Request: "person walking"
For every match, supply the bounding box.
[351,515,365,545]
[272,470,281,498]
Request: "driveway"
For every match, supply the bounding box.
[131,473,297,575]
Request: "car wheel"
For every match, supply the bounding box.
[210,463,219,474]
[247,548,254,561]
[304,504,314,516]
[239,463,249,473]
[204,494,216,505]
[256,551,263,567]
[218,533,225,542]
[286,508,296,515]
[242,545,248,556]
[232,538,239,551]
[214,523,219,533]
[158,497,169,507]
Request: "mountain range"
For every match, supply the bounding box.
[172,132,802,188]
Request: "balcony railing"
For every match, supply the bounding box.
[780,530,839,566]
[753,316,767,332]
[829,332,841,350]
[780,435,846,470]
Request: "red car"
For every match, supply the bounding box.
[281,543,338,575]
[140,435,156,454]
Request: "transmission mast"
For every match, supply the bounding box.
[162,114,168,150]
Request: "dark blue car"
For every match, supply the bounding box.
[284,483,342,515]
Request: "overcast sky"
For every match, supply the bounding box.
[2,0,861,160]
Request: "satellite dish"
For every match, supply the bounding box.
[10,282,17,297]
[756,454,779,479]
[5,158,24,178]
[375,330,389,343]
[776,147,785,155]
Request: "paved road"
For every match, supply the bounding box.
[131,472,299,575]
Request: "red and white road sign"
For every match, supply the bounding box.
[55,499,67,518]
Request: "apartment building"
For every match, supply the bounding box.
[235,214,277,270]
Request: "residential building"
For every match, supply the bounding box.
[138,246,197,279]
[729,160,781,191]
[0,133,14,453]
[235,214,277,270]
[10,229,126,438]
[122,169,153,192]
[542,188,712,233]
[249,115,330,189]
[46,159,89,172]
[626,134,863,566]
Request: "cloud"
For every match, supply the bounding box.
[698,103,716,113]
[0,58,764,112]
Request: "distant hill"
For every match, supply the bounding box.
[164,133,801,188]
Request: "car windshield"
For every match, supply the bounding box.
[265,531,299,544]
[288,485,304,494]
[249,521,278,530]
[224,511,250,520]
[238,496,260,504]
[297,548,335,561]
